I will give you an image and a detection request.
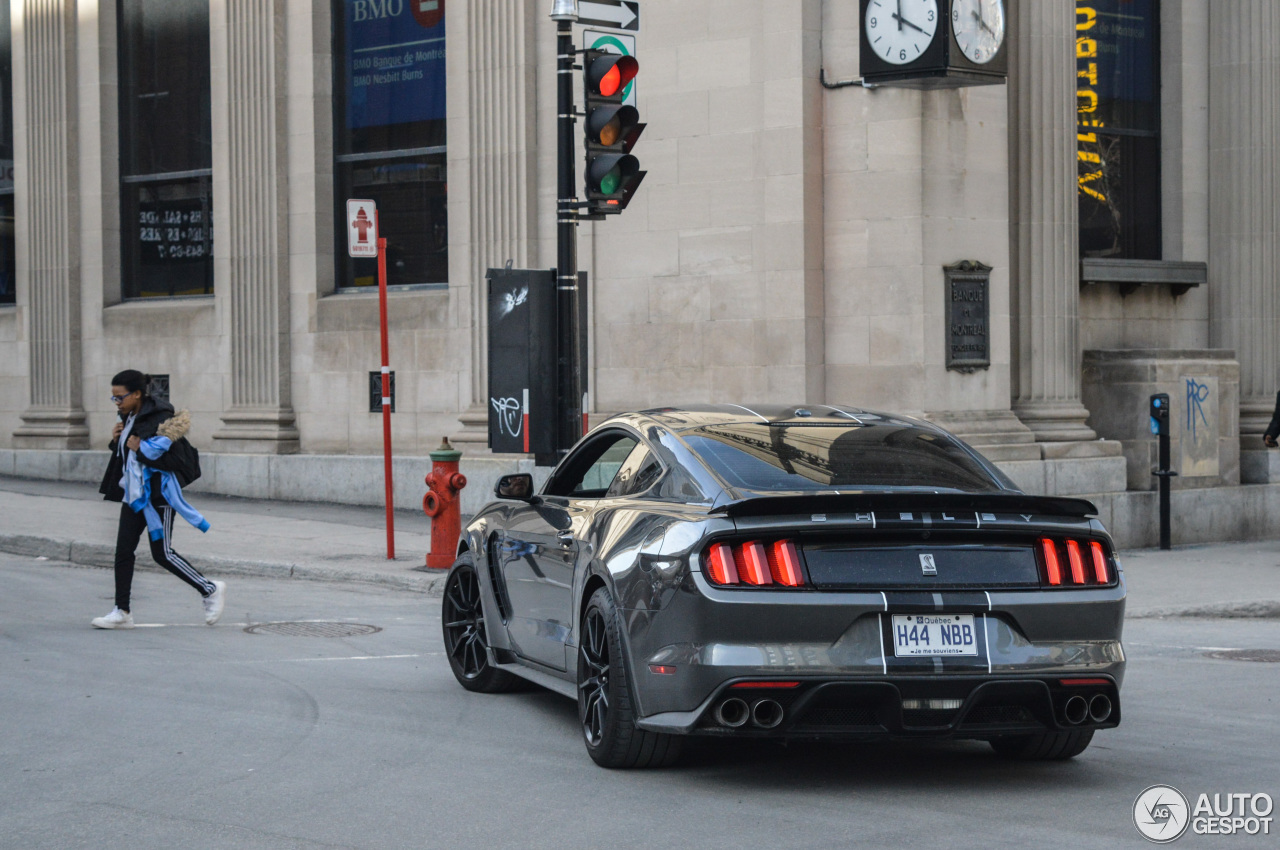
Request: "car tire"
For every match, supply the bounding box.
[989,729,1095,760]
[441,554,518,694]
[578,587,683,769]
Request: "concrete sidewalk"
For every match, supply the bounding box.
[3,474,1280,616]
[0,476,449,595]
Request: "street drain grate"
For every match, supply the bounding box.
[1204,649,1280,663]
[244,622,382,638]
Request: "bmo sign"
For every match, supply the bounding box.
[343,0,445,130]
[352,0,444,28]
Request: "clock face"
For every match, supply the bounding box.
[951,0,1005,65]
[864,0,940,66]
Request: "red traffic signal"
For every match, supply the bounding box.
[585,52,638,101]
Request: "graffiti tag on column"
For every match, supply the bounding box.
[490,397,522,438]
[1186,378,1210,442]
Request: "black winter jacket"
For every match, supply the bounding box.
[98,396,200,501]
[1266,391,1280,444]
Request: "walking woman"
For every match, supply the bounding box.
[91,370,225,629]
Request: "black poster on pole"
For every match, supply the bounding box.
[487,268,557,454]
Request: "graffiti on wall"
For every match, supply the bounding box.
[1180,376,1220,478]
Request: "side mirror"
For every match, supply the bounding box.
[495,473,535,501]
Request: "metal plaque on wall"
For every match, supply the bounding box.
[944,260,991,372]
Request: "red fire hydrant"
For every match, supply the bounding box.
[423,437,467,570]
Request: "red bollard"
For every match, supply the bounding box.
[423,437,467,570]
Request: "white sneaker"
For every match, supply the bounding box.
[91,607,135,630]
[203,580,226,625]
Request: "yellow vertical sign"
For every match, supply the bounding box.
[1075,2,1106,203]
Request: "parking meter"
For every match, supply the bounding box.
[1149,393,1169,436]
[1149,393,1174,549]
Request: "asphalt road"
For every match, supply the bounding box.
[2,554,1278,849]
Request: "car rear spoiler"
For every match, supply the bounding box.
[710,492,1099,519]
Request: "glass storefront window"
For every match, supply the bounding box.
[332,0,447,290]
[118,0,213,298]
[1076,0,1161,260]
[0,0,15,306]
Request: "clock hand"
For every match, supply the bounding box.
[892,12,927,35]
[970,9,996,37]
[896,0,903,31]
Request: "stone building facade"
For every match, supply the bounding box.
[1,0,1277,546]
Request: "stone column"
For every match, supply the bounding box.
[449,0,538,447]
[1007,0,1097,443]
[210,0,299,453]
[11,0,88,449]
[1208,2,1280,462]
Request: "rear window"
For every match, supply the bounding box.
[682,423,1003,493]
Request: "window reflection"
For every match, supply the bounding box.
[0,0,14,306]
[118,0,213,298]
[332,0,447,290]
[1076,0,1161,260]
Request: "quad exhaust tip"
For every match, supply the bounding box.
[751,698,784,729]
[715,697,750,728]
[1088,694,1112,723]
[1063,695,1089,725]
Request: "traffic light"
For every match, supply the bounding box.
[583,49,645,214]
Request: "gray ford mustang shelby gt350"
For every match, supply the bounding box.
[441,405,1125,768]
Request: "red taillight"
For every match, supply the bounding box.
[730,681,801,689]
[1040,538,1063,585]
[734,541,772,585]
[1089,541,1109,583]
[767,540,805,586]
[1042,538,1113,587]
[1066,539,1087,584]
[1060,678,1111,686]
[648,664,677,675]
[705,540,805,587]
[707,542,739,585]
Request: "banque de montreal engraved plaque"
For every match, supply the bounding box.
[944,260,991,373]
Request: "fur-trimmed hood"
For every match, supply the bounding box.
[158,410,191,441]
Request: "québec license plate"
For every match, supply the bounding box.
[892,614,978,657]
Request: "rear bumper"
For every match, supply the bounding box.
[627,572,1126,723]
[637,674,1121,739]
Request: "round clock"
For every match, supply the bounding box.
[864,0,940,66]
[951,0,1005,65]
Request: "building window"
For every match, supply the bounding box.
[0,0,14,306]
[332,0,447,291]
[118,0,213,299]
[1076,0,1161,260]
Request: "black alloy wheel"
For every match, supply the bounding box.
[577,587,682,768]
[579,605,611,747]
[442,554,517,693]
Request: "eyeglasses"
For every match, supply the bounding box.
[109,393,136,404]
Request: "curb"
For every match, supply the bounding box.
[0,533,450,597]
[1127,601,1280,620]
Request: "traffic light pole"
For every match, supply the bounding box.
[556,18,583,457]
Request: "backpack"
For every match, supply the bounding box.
[149,410,202,486]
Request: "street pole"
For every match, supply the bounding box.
[377,230,395,560]
[556,15,583,457]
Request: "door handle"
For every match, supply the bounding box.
[558,533,575,548]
